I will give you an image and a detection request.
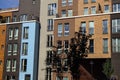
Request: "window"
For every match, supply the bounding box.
[8,29,13,40]
[68,10,73,16]
[5,76,10,80]
[46,68,51,80]
[21,59,27,72]
[20,14,27,21]
[47,19,53,31]
[25,74,31,80]
[103,20,108,34]
[57,40,62,54]
[5,16,10,23]
[48,3,56,16]
[47,35,53,47]
[84,0,88,4]
[112,38,120,53]
[46,51,52,65]
[113,4,120,12]
[8,44,12,56]
[91,6,96,14]
[62,0,66,6]
[68,0,73,5]
[12,59,17,72]
[58,23,62,37]
[14,28,19,40]
[89,39,94,53]
[32,0,35,4]
[104,5,109,13]
[64,40,69,49]
[89,21,94,34]
[91,0,96,3]
[23,27,29,39]
[13,16,17,22]
[63,77,68,80]
[112,19,120,33]
[5,76,15,80]
[103,38,108,53]
[22,43,28,55]
[13,44,18,55]
[6,60,11,72]
[62,10,66,17]
[81,22,86,34]
[84,7,88,15]
[64,23,69,36]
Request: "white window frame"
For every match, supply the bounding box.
[12,59,17,72]
[13,44,18,55]
[8,44,12,56]
[84,7,88,15]
[62,0,66,6]
[64,23,69,36]
[8,29,13,40]
[6,60,11,72]
[91,6,96,14]
[14,28,19,40]
[58,24,63,37]
[68,10,73,17]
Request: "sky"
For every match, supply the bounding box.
[0,0,19,9]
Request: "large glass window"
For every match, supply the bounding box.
[58,23,62,37]
[81,22,86,34]
[112,19,120,33]
[8,29,13,40]
[68,10,73,17]
[8,44,12,56]
[62,0,66,6]
[89,21,94,34]
[13,44,18,55]
[103,38,108,53]
[68,0,73,5]
[91,0,96,3]
[84,0,88,4]
[84,7,88,15]
[104,5,109,13]
[47,35,53,47]
[14,28,19,40]
[12,59,17,72]
[112,38,120,53]
[21,59,27,72]
[113,4,120,12]
[23,27,29,39]
[91,6,96,14]
[64,23,69,36]
[47,19,53,31]
[89,39,94,53]
[5,16,10,23]
[20,14,27,21]
[22,43,28,55]
[62,10,66,17]
[103,20,108,34]
[48,3,56,16]
[6,60,11,72]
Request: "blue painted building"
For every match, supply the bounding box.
[19,20,40,80]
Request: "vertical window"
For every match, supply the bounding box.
[46,68,51,80]
[8,29,13,40]
[47,19,53,31]
[12,59,17,72]
[91,0,96,3]
[8,44,12,56]
[113,4,120,12]
[13,44,18,55]
[68,0,73,6]
[21,59,27,72]
[5,16,10,23]
[64,40,69,49]
[64,23,69,36]
[25,75,31,80]
[91,6,96,14]
[6,60,11,72]
[89,21,94,34]
[48,3,56,16]
[103,20,108,34]
[5,76,10,80]
[68,10,73,17]
[62,0,66,6]
[62,10,66,17]
[23,27,29,39]
[58,23,62,37]
[84,7,88,15]
[32,0,36,4]
[112,38,120,53]
[112,19,120,33]
[20,14,27,21]
[81,22,86,34]
[104,5,109,13]
[47,35,53,47]
[103,38,108,53]
[13,16,17,22]
[14,28,19,40]
[22,43,28,55]
[84,0,88,4]
[89,39,94,53]
[46,51,52,65]
[57,40,62,54]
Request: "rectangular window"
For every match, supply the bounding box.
[62,0,66,6]
[62,10,66,17]
[64,23,69,36]
[48,3,56,16]
[89,21,94,34]
[84,0,88,4]
[64,40,69,49]
[12,59,17,72]
[91,6,96,14]
[8,44,12,56]
[13,44,18,55]
[5,16,10,23]
[20,14,27,21]
[103,38,108,53]
[46,51,52,65]
[14,28,19,40]
[22,43,28,55]
[113,4,120,12]
[68,10,73,17]
[32,0,36,4]
[68,0,73,6]
[63,77,68,80]
[104,5,109,13]
[91,0,96,3]
[103,20,108,34]
[6,60,11,72]
[47,19,53,31]
[57,40,62,54]
[112,38,120,53]
[84,7,88,15]
[47,35,53,47]
[23,27,29,39]
[112,19,120,33]
[89,39,94,53]
[8,29,13,40]
[81,22,86,34]
[13,16,17,22]
[58,23,62,37]
[21,59,27,72]
[25,75,31,80]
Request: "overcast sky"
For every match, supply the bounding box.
[0,0,19,9]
